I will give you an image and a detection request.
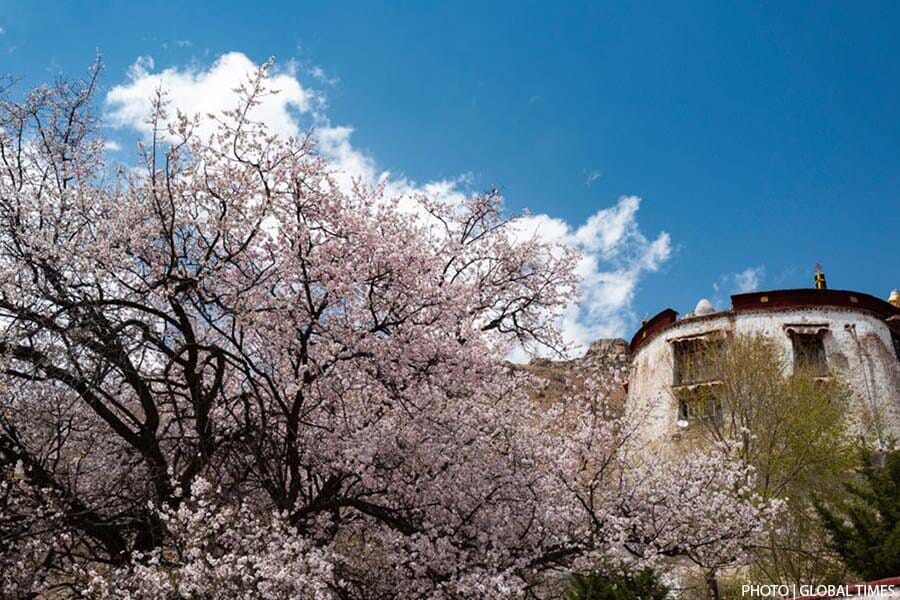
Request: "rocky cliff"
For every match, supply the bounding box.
[516,339,631,409]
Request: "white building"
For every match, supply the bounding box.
[626,275,900,451]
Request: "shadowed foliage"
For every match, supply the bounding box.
[564,564,670,600]
[814,449,900,581]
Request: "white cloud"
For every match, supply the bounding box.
[561,197,670,348]
[712,266,765,309]
[585,169,602,186]
[732,266,764,293]
[574,196,643,256]
[310,65,339,86]
[127,55,155,79]
[505,195,670,354]
[104,52,671,358]
[103,140,122,152]
[107,52,317,141]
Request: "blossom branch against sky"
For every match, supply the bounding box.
[3,2,898,328]
[104,51,671,357]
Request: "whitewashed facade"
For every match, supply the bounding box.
[626,288,900,451]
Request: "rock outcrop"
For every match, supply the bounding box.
[516,339,631,409]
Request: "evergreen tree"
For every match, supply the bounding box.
[815,450,900,581]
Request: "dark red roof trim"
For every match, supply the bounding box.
[732,289,898,317]
[630,289,900,353]
[629,308,677,353]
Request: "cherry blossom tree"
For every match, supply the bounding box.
[0,60,774,599]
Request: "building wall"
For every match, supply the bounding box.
[626,307,900,452]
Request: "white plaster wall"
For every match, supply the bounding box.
[626,308,900,451]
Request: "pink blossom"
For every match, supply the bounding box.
[0,60,776,599]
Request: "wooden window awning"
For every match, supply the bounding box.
[667,330,726,344]
[783,324,829,336]
[672,380,723,393]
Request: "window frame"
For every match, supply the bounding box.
[676,385,724,427]
[789,331,828,377]
[670,331,727,429]
[672,335,724,386]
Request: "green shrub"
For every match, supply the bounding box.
[564,565,670,600]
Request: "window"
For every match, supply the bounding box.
[791,333,827,376]
[673,337,723,385]
[672,334,725,428]
[677,393,723,427]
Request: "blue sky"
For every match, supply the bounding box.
[2,1,898,348]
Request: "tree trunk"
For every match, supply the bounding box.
[706,569,721,600]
